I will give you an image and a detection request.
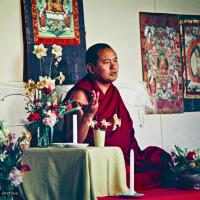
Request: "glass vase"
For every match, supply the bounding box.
[0,179,15,200]
[37,125,54,148]
[93,129,106,147]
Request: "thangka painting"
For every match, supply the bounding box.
[179,16,200,112]
[31,0,80,45]
[140,12,183,114]
[21,0,87,84]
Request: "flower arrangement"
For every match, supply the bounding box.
[24,77,73,128]
[0,120,31,190]
[24,43,78,147]
[87,114,121,131]
[25,43,74,128]
[170,145,200,175]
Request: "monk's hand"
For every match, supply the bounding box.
[82,90,99,116]
[90,90,99,114]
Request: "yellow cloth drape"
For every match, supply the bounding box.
[20,147,129,200]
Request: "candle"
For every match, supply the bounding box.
[38,90,42,100]
[36,89,38,99]
[73,114,78,144]
[130,149,135,194]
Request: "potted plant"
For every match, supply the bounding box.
[170,145,200,189]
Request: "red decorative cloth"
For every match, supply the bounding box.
[64,74,171,189]
[97,188,200,200]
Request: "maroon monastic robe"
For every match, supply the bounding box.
[64,74,171,189]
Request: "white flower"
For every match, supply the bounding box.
[112,114,121,131]
[24,79,36,89]
[57,72,65,84]
[9,167,23,187]
[46,101,51,106]
[52,44,62,58]
[57,57,62,62]
[46,77,56,90]
[37,76,55,90]
[87,118,97,128]
[0,121,11,145]
[101,119,112,128]
[33,44,48,59]
[0,152,7,162]
[0,128,10,145]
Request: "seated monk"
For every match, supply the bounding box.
[63,43,172,190]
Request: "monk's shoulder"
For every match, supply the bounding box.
[112,84,121,95]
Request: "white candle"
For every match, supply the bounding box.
[130,149,135,194]
[35,89,38,99]
[39,90,42,100]
[73,114,78,144]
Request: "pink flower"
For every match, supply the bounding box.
[37,101,42,107]
[9,134,18,150]
[9,167,23,187]
[42,110,57,127]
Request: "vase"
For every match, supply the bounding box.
[0,179,15,200]
[93,129,106,147]
[176,173,200,190]
[37,125,54,148]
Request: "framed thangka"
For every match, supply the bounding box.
[139,12,183,114]
[179,16,200,112]
[21,0,87,84]
[31,0,80,45]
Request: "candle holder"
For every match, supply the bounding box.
[119,191,144,197]
[119,149,144,198]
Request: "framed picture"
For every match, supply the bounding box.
[21,0,87,84]
[31,0,80,45]
[180,16,200,111]
[140,12,183,114]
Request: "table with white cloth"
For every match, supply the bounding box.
[19,146,129,200]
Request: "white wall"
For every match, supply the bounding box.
[0,1,23,81]
[83,0,200,152]
[0,0,200,152]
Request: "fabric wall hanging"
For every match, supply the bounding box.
[139,12,183,114]
[21,0,87,84]
[179,15,200,112]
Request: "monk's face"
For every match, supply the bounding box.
[92,48,119,83]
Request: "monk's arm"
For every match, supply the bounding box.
[68,90,99,143]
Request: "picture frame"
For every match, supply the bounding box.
[21,0,87,84]
[139,12,183,114]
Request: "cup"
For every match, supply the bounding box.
[93,129,105,147]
